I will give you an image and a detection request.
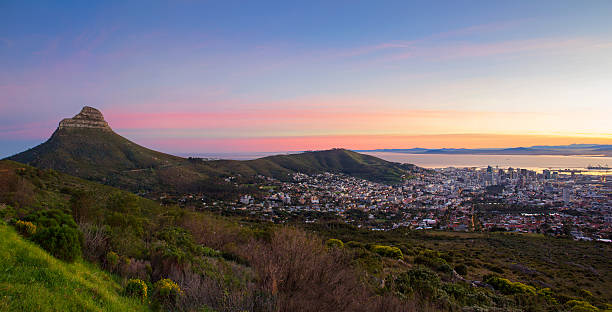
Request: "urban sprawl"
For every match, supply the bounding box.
[174,166,611,242]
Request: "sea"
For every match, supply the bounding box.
[363,152,612,173]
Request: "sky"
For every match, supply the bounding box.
[1,1,612,156]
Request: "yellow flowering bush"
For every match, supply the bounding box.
[154,278,182,304]
[125,279,147,302]
[325,238,344,248]
[106,251,119,270]
[15,220,37,237]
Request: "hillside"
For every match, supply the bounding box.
[7,107,417,195]
[0,223,149,312]
[215,148,418,184]
[1,160,611,311]
[0,160,409,311]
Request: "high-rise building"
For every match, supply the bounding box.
[562,188,571,204]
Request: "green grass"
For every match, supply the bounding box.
[0,224,150,312]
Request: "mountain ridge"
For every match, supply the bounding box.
[6,107,416,195]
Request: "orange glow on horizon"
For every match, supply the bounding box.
[133,134,612,153]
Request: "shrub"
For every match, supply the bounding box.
[565,300,598,312]
[537,288,558,305]
[371,245,403,260]
[32,225,82,262]
[79,223,110,262]
[352,248,383,274]
[442,283,468,302]
[154,278,182,305]
[345,241,363,248]
[202,246,221,257]
[24,209,77,229]
[125,279,148,302]
[153,227,203,264]
[325,238,344,248]
[454,263,468,276]
[393,267,441,298]
[106,251,120,270]
[578,289,594,299]
[484,275,536,296]
[414,253,452,273]
[14,220,37,237]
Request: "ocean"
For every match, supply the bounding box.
[363,152,612,172]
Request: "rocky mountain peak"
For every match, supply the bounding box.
[58,106,111,130]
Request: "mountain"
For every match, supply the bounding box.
[223,148,418,184]
[7,107,225,193]
[6,107,416,195]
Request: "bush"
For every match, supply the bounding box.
[578,289,593,299]
[154,278,182,305]
[414,252,452,273]
[202,246,221,257]
[454,264,468,276]
[24,209,77,229]
[393,267,441,298]
[125,279,148,302]
[371,245,403,260]
[442,283,468,302]
[32,225,82,262]
[106,251,120,270]
[565,300,598,312]
[484,275,536,296]
[154,227,203,264]
[325,238,344,248]
[345,241,363,248]
[14,220,37,237]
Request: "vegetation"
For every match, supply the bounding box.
[0,224,149,312]
[371,244,404,260]
[305,221,612,311]
[1,159,610,311]
[125,279,148,302]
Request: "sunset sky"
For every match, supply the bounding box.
[1,1,612,156]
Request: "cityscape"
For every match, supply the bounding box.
[172,164,612,241]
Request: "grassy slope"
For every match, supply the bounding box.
[0,224,149,312]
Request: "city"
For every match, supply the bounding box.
[174,166,612,242]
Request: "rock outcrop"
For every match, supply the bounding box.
[58,106,112,130]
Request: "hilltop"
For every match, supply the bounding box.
[7,107,417,195]
[220,148,418,184]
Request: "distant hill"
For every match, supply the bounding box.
[222,148,418,184]
[6,107,416,195]
[359,144,612,157]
